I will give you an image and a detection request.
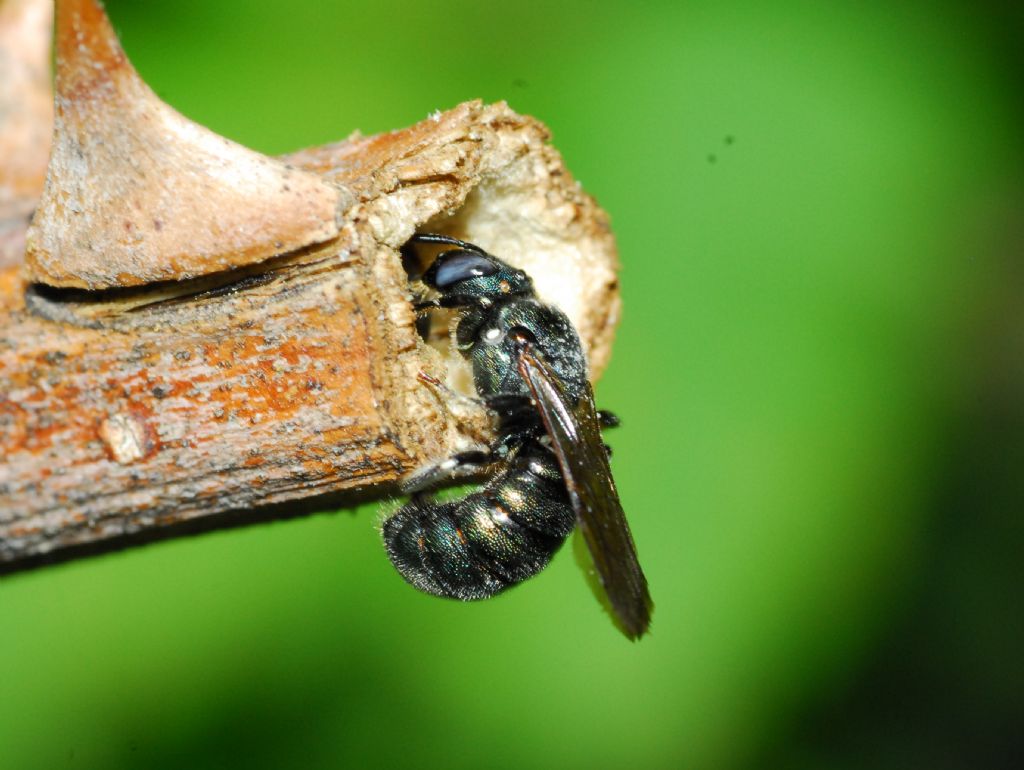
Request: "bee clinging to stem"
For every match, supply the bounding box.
[382,234,652,639]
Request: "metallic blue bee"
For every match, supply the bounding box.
[382,234,652,639]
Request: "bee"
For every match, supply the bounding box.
[382,234,653,639]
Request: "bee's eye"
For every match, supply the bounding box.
[425,252,499,289]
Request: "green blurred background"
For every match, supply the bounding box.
[3,1,1022,767]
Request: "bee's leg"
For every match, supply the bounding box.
[596,410,620,457]
[411,301,435,341]
[485,393,539,436]
[400,448,493,494]
[416,370,487,411]
[413,298,442,312]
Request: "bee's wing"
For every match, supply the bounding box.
[517,346,653,639]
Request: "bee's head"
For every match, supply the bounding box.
[423,248,533,303]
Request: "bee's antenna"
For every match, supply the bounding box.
[409,233,490,256]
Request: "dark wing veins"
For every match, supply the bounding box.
[517,346,653,639]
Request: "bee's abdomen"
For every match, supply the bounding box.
[382,450,575,601]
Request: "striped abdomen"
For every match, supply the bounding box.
[382,444,575,600]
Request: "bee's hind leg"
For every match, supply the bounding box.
[400,448,494,494]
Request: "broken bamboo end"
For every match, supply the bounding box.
[22,0,345,290]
